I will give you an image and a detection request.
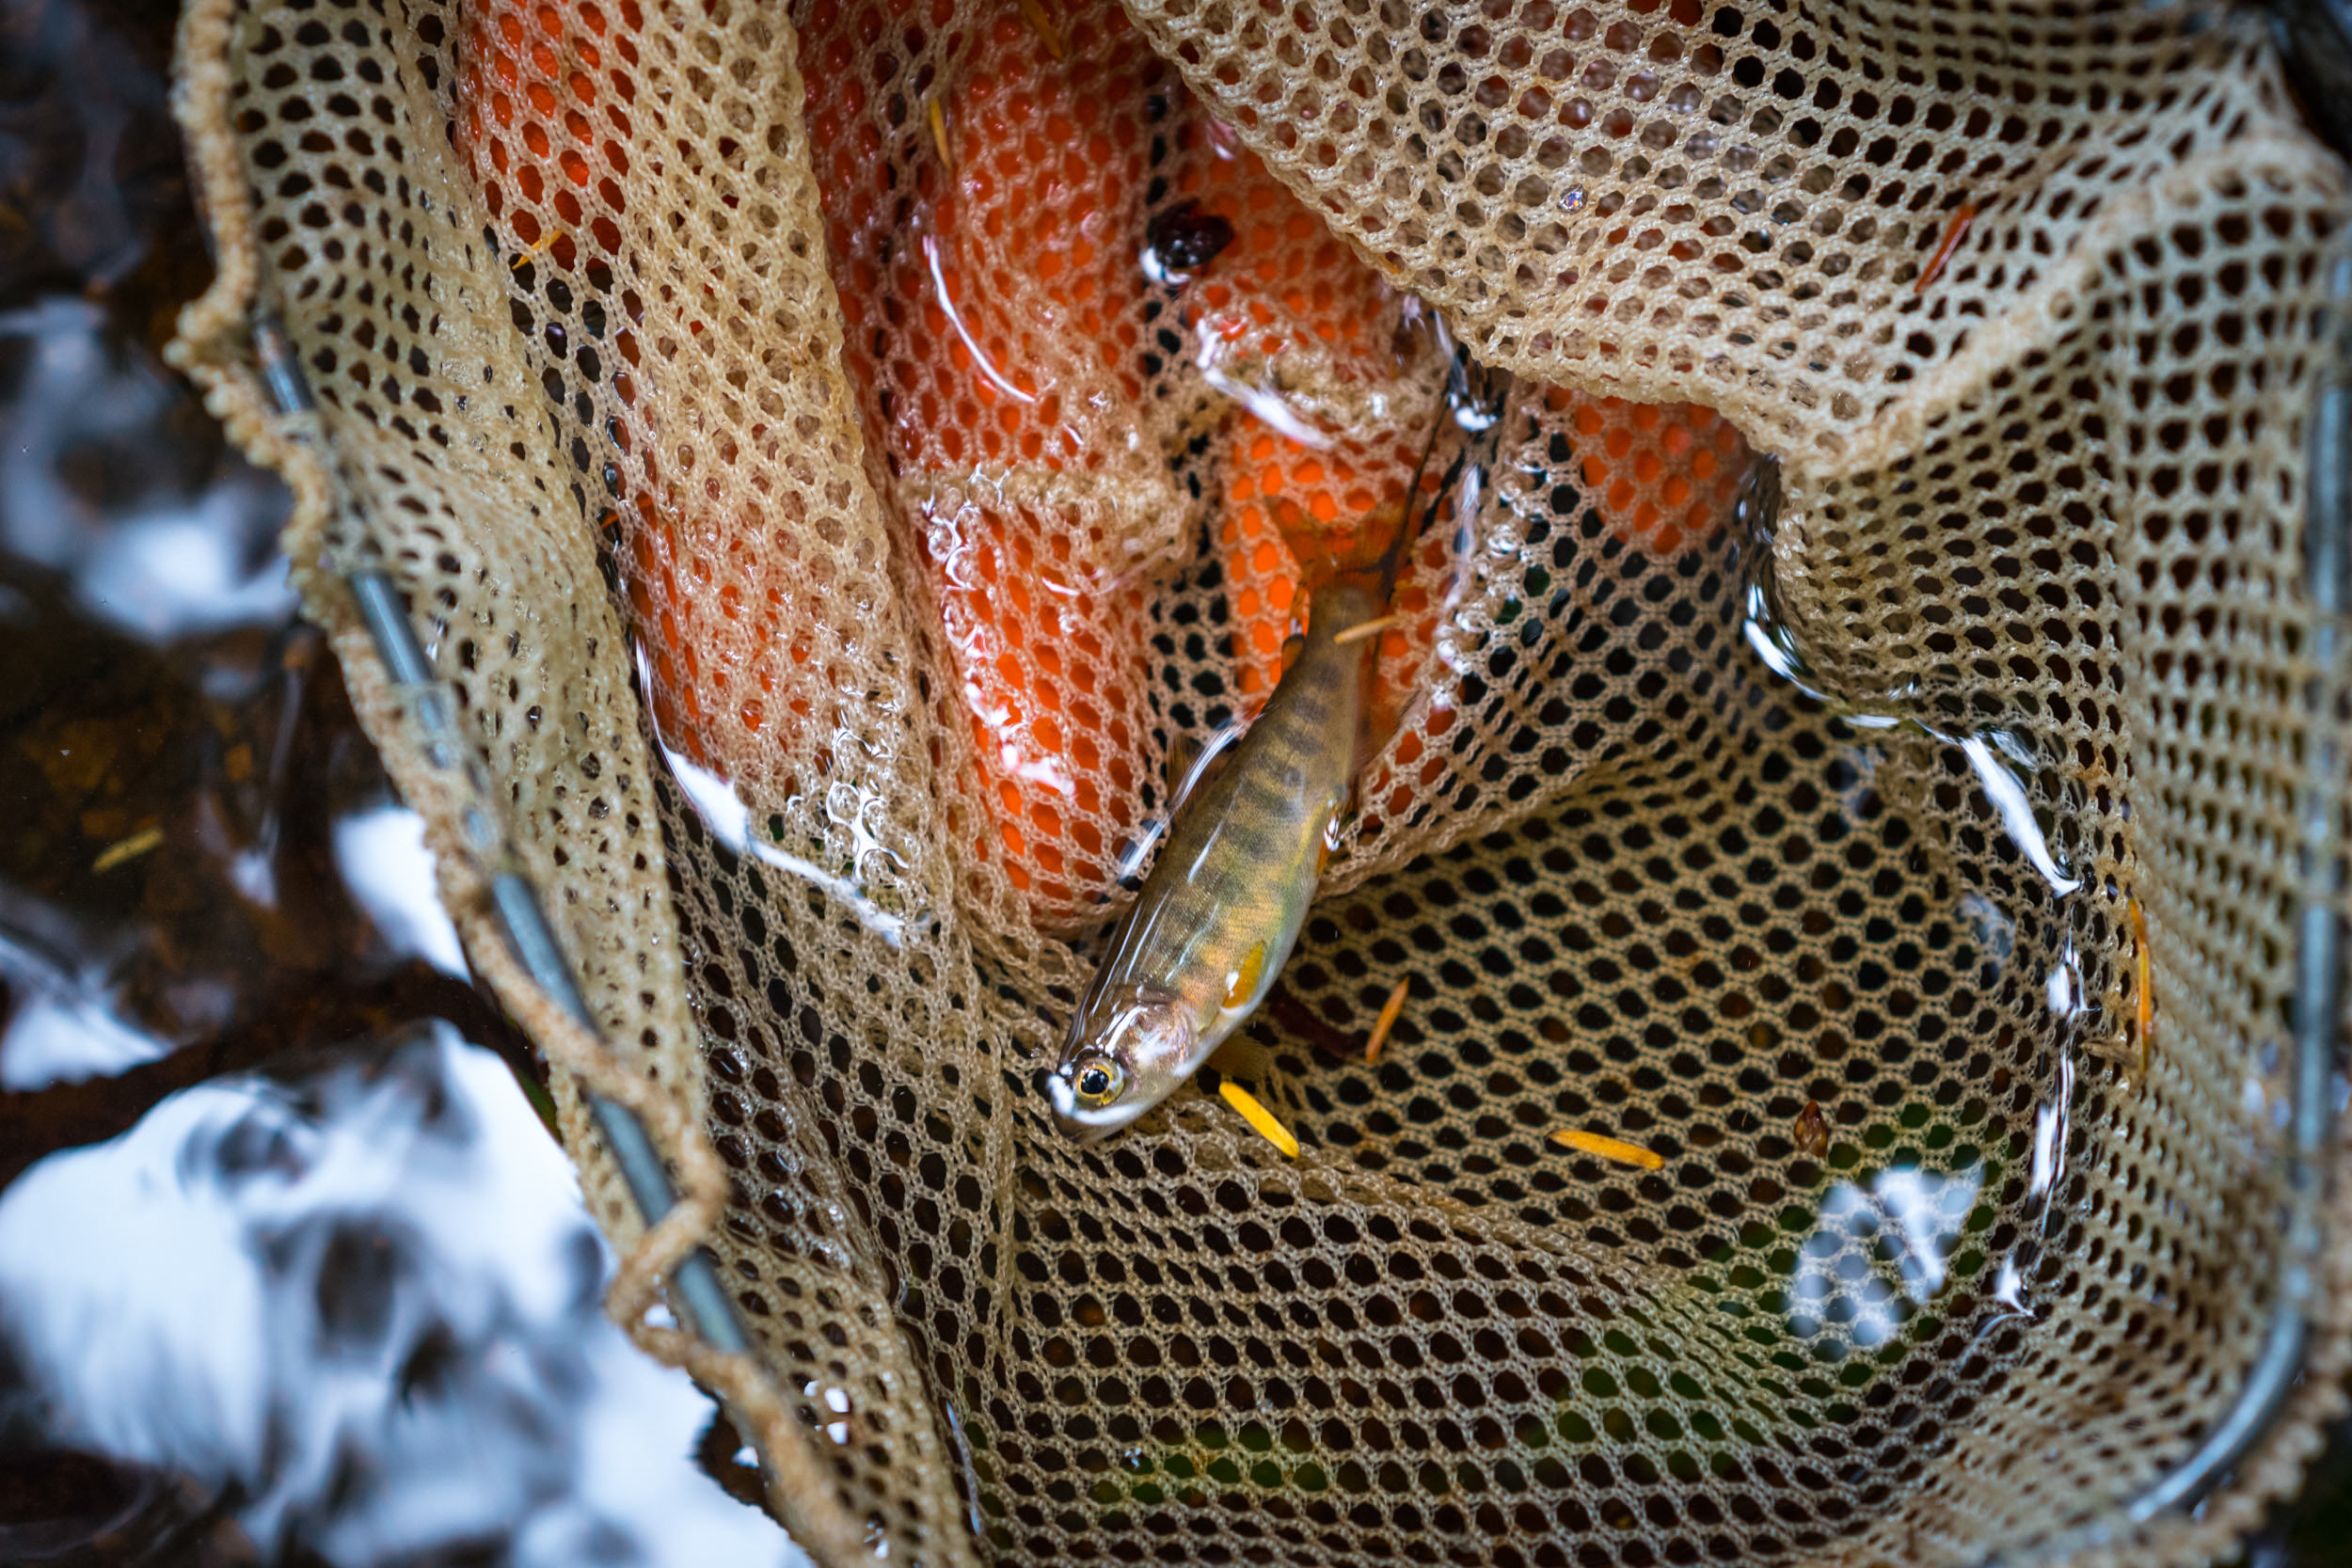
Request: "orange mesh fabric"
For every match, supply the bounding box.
[453,0,842,782]
[1160,109,1442,738]
[1217,431,1440,703]
[1563,394,1744,559]
[803,0,1177,927]
[1172,119,1424,449]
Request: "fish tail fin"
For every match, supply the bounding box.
[1328,348,1513,769]
[1356,349,1512,605]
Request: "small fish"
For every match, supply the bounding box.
[1048,357,1507,1142]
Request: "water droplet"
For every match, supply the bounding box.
[1963,734,2081,898]
[2027,1048,2074,1198]
[1737,458,2082,899]
[2044,940,2085,1022]
[634,641,923,948]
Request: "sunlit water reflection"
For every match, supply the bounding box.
[1,298,293,641]
[1788,1163,1983,1352]
[0,1026,801,1567]
[328,805,469,981]
[0,202,798,1556]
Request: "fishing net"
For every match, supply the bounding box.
[163,0,2352,1561]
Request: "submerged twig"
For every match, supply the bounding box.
[1364,977,1409,1063]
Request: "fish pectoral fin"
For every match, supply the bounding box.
[1316,790,1357,876]
[1280,632,1307,673]
[1223,941,1268,1010]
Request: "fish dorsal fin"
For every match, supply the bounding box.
[1356,671,1411,776]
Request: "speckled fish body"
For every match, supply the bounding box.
[1047,578,1381,1141]
[1046,355,1512,1142]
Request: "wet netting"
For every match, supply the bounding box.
[166,0,2352,1561]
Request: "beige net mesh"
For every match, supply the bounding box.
[163,0,2352,1562]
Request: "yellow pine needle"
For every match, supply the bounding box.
[926,96,954,173]
[1016,0,1067,60]
[1220,1080,1299,1158]
[510,228,563,269]
[91,825,165,873]
[2129,896,2155,1072]
[1331,614,1404,648]
[1364,977,1409,1063]
[1549,1129,1663,1172]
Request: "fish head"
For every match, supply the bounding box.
[1048,986,1197,1143]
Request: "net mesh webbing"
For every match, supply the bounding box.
[163,0,2352,1562]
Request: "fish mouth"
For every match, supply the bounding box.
[1053,1110,1123,1146]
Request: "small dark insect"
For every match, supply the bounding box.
[1793,1100,1830,1158]
[1144,198,1236,280]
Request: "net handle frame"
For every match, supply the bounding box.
[158,0,883,1544]
[242,299,886,1560]
[1977,255,2352,1568]
[1982,8,2352,1551]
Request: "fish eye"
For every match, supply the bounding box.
[1072,1053,1125,1106]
